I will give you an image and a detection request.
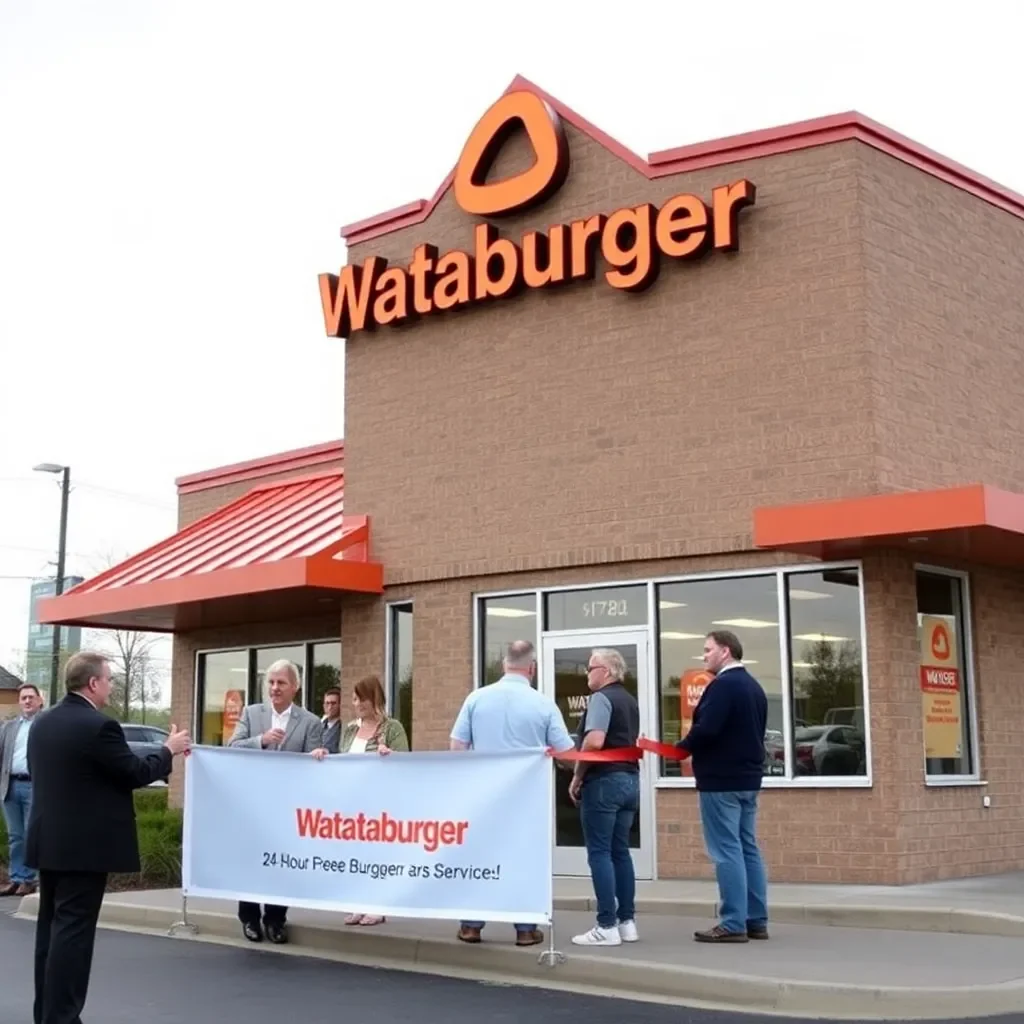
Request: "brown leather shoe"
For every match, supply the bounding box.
[694,924,749,943]
[457,926,482,943]
[0,883,19,898]
[747,926,769,940]
[515,929,544,947]
[15,883,36,896]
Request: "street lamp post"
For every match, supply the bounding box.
[33,463,70,706]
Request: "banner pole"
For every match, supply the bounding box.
[167,893,199,937]
[537,914,566,967]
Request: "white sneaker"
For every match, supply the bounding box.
[618,919,639,942]
[571,925,622,946]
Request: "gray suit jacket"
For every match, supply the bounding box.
[0,715,30,802]
[228,703,323,753]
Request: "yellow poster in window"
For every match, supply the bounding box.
[919,615,962,759]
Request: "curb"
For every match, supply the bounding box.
[557,896,1024,938]
[13,894,1024,1020]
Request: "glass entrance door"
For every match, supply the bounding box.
[540,630,654,879]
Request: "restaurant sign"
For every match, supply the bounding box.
[319,90,756,338]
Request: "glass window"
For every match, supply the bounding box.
[656,575,781,778]
[478,594,538,686]
[787,569,867,778]
[917,571,976,778]
[255,645,305,706]
[388,604,413,747]
[545,585,648,631]
[310,642,341,718]
[198,649,248,746]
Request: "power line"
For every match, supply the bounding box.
[0,477,176,512]
[0,544,92,559]
[73,482,176,512]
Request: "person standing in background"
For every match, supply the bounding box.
[569,648,641,948]
[26,651,190,1024]
[449,640,575,947]
[321,687,342,754]
[311,675,408,927]
[677,630,770,943]
[229,659,323,945]
[0,683,44,897]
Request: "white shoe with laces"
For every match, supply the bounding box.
[618,919,639,942]
[571,925,622,946]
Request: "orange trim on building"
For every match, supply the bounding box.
[175,440,344,495]
[340,76,1024,246]
[39,473,382,631]
[754,484,1024,568]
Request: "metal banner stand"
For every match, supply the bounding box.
[537,915,566,968]
[167,894,199,937]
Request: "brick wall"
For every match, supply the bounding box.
[343,129,874,585]
[861,147,1024,493]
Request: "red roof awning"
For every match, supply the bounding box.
[38,472,382,632]
[754,484,1024,569]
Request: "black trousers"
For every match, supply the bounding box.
[238,900,287,927]
[34,870,107,1024]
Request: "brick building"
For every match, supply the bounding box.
[40,77,1024,885]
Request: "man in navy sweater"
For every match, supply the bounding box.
[677,630,769,943]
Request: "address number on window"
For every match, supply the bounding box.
[582,600,630,618]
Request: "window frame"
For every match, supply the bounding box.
[384,600,413,742]
[193,637,340,741]
[915,564,982,786]
[472,561,873,789]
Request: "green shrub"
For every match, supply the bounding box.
[0,786,181,887]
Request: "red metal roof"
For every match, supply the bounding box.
[38,472,382,632]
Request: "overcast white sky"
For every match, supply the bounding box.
[2,1,1023,702]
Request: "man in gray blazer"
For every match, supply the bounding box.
[0,683,44,896]
[228,659,322,945]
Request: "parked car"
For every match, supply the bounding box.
[793,725,865,776]
[121,724,171,784]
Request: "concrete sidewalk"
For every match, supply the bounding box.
[15,875,1024,1020]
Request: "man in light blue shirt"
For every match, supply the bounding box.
[1,683,44,896]
[450,639,574,947]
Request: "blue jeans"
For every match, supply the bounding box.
[3,780,35,884]
[580,771,639,929]
[698,790,768,934]
[460,920,537,934]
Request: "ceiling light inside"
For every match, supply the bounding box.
[486,607,535,618]
[789,589,831,601]
[712,618,778,629]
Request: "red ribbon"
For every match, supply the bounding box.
[547,737,690,762]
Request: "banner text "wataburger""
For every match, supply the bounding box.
[296,809,470,853]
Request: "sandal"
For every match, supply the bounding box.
[359,915,386,926]
[344,913,364,925]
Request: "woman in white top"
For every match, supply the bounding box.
[310,675,409,926]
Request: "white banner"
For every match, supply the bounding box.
[182,745,554,923]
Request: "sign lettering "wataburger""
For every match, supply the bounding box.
[319,90,756,339]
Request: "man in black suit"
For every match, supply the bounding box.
[26,650,191,1024]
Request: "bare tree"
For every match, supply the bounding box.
[82,549,168,721]
[96,628,162,721]
[133,648,162,723]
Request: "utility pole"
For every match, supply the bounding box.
[34,463,71,706]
